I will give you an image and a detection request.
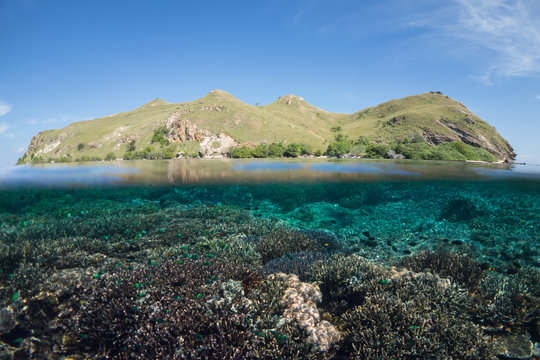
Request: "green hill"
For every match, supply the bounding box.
[19,90,515,164]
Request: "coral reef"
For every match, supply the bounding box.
[0,179,538,359]
[255,227,337,264]
[264,251,327,281]
[397,251,485,291]
[69,259,263,359]
[309,254,386,312]
[278,273,341,352]
[339,267,497,359]
[474,269,540,346]
[248,273,339,358]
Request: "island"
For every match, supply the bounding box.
[18,90,515,164]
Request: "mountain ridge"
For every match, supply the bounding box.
[19,90,515,164]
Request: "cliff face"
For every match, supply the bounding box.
[165,110,237,157]
[19,91,516,163]
[423,120,515,162]
[24,132,68,159]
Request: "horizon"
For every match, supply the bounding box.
[1,0,540,166]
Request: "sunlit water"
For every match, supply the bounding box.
[0,159,538,359]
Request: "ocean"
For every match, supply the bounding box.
[0,159,538,359]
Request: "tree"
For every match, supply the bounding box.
[325,134,352,156]
[284,143,302,157]
[267,143,285,157]
[251,144,268,158]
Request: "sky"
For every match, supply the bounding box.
[1,0,539,166]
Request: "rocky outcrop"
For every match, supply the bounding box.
[278,94,304,105]
[423,120,516,162]
[165,109,238,157]
[24,133,68,158]
[165,110,213,142]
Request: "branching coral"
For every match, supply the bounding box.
[309,254,386,312]
[255,227,337,264]
[264,251,327,281]
[341,271,497,359]
[475,268,540,340]
[69,259,263,359]
[397,251,485,291]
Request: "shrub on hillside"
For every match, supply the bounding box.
[151,126,170,146]
[284,143,302,157]
[229,146,253,158]
[325,134,352,157]
[267,143,285,157]
[365,143,390,158]
[251,144,268,158]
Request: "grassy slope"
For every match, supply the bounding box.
[343,93,508,150]
[169,90,345,148]
[32,99,179,159]
[22,91,513,162]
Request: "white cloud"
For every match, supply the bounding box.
[400,0,540,81]
[0,100,12,116]
[294,0,540,82]
[536,95,540,100]
[450,0,540,79]
[0,122,9,134]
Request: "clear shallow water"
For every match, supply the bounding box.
[0,159,538,359]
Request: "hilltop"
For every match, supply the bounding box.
[19,90,515,164]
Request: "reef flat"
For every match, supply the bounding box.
[0,176,539,358]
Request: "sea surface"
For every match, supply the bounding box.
[0,159,538,359]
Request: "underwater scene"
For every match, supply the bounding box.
[0,159,538,359]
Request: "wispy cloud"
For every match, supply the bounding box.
[24,114,86,125]
[536,95,540,100]
[0,100,12,116]
[0,122,9,134]
[0,123,15,139]
[292,0,320,26]
[449,0,540,79]
[301,0,540,82]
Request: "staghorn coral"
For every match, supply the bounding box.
[397,251,485,291]
[68,259,264,359]
[309,254,387,312]
[255,227,336,263]
[475,268,540,341]
[264,251,327,281]
[341,271,497,359]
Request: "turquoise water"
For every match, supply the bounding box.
[0,159,538,359]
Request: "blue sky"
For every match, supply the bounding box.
[1,0,539,166]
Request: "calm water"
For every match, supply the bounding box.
[0,159,538,359]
